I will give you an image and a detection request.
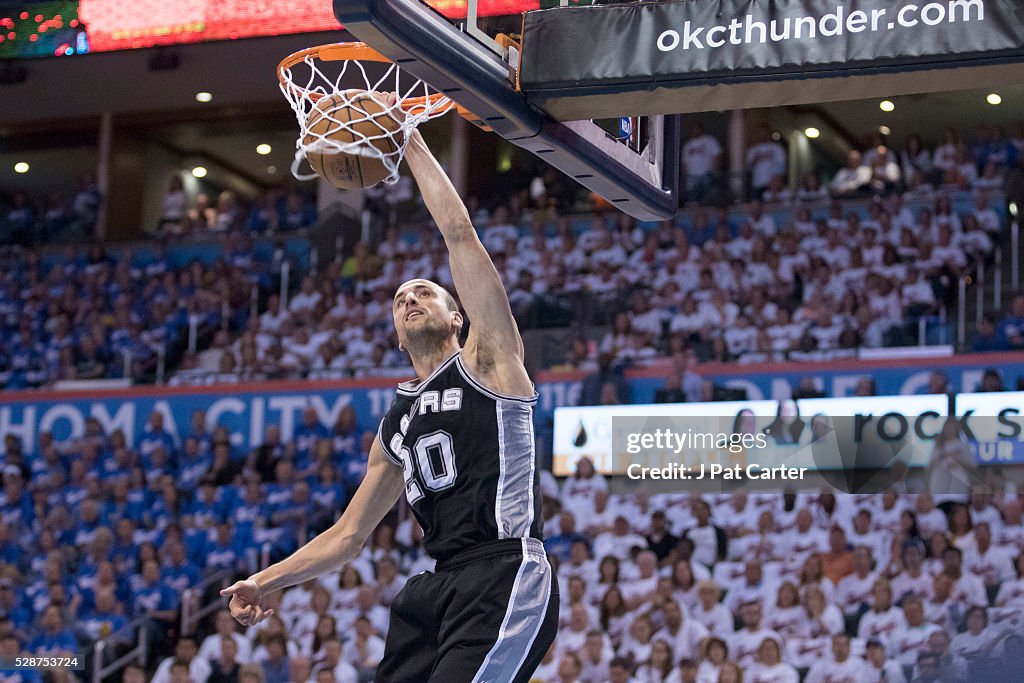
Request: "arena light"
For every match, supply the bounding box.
[191,166,208,178]
[804,127,820,139]
[879,125,891,136]
[879,100,895,112]
[256,144,272,155]
[13,162,28,174]
[987,93,1002,105]
[267,165,277,174]
[195,91,213,103]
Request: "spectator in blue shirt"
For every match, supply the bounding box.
[177,438,211,493]
[230,478,268,540]
[61,461,89,509]
[543,511,590,563]
[0,467,33,532]
[311,462,347,515]
[78,587,128,641]
[998,294,1024,350]
[98,447,134,485]
[139,412,177,462]
[0,579,31,637]
[0,634,41,683]
[104,478,146,525]
[188,480,226,528]
[131,559,179,621]
[72,499,105,547]
[142,445,174,489]
[340,434,372,498]
[187,410,213,457]
[331,405,360,460]
[110,518,141,576]
[79,560,129,613]
[161,542,201,595]
[294,407,328,465]
[28,606,78,656]
[205,522,248,574]
[271,480,314,541]
[265,460,296,513]
[0,521,22,571]
[146,476,182,531]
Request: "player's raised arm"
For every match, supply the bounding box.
[403,130,526,368]
[220,438,403,625]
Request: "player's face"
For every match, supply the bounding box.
[392,279,460,351]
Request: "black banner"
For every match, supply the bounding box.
[519,0,1024,119]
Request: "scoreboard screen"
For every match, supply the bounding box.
[0,0,542,58]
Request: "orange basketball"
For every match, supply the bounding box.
[303,91,403,189]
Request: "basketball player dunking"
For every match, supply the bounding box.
[221,126,559,682]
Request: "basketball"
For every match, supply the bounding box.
[302,91,403,189]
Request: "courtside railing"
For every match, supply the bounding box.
[180,569,234,637]
[91,615,147,683]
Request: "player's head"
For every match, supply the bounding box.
[392,279,462,356]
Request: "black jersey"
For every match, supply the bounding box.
[377,351,544,561]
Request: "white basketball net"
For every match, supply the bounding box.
[279,46,458,185]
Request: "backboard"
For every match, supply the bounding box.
[332,0,681,221]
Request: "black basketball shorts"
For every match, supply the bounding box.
[375,537,559,683]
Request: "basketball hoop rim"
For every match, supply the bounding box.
[277,42,476,120]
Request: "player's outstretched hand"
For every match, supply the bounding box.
[220,578,274,626]
[372,91,407,124]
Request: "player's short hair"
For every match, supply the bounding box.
[439,286,458,313]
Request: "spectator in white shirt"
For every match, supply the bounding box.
[289,276,322,315]
[890,594,940,668]
[951,606,1007,665]
[862,639,908,683]
[867,146,901,194]
[964,522,1016,596]
[152,637,212,683]
[723,315,759,357]
[746,637,798,683]
[746,126,787,200]
[804,634,865,683]
[682,122,723,204]
[744,200,776,236]
[656,599,708,661]
[835,546,878,617]
[695,638,729,683]
[594,516,649,563]
[561,457,608,520]
[729,601,782,667]
[199,610,254,664]
[858,578,903,646]
[831,150,871,197]
[680,584,726,642]
[634,638,681,683]
[578,630,615,683]
[313,637,358,683]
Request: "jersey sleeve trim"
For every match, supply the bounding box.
[376,417,404,468]
[455,355,538,405]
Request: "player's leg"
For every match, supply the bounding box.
[428,539,559,683]
[375,572,441,683]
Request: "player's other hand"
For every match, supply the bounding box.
[220,578,274,626]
